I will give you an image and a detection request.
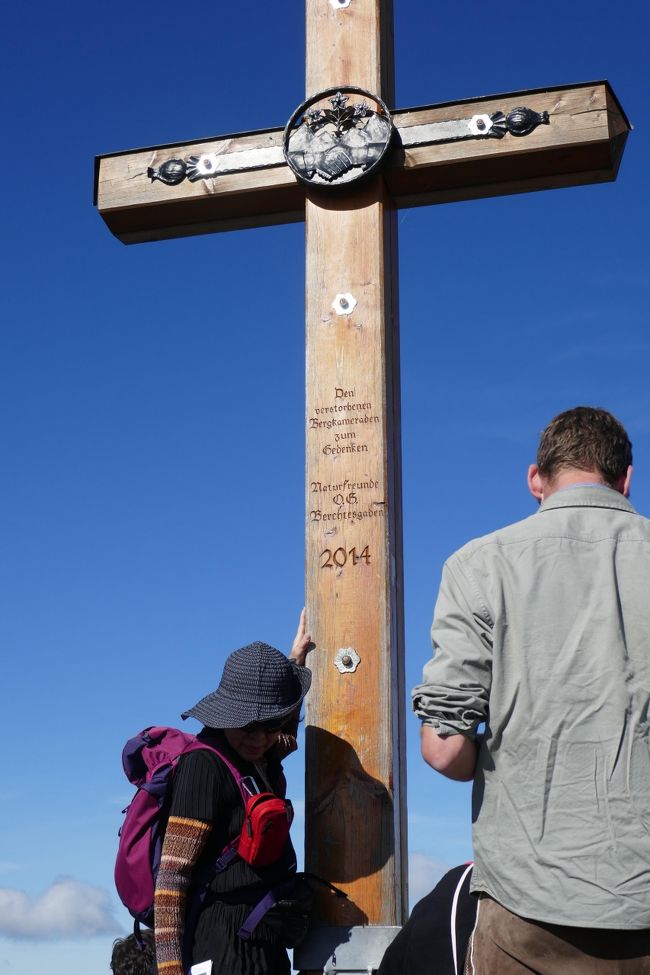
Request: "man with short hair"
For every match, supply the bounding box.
[413,407,650,973]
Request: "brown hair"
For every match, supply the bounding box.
[537,407,632,487]
[110,930,155,975]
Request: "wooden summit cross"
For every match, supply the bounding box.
[95,2,629,970]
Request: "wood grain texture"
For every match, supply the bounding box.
[301,0,407,943]
[306,0,393,101]
[303,178,406,930]
[95,82,629,244]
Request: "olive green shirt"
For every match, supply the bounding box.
[413,485,650,928]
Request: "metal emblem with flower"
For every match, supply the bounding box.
[283,86,394,187]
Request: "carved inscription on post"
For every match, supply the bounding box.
[309,383,385,593]
[309,387,384,561]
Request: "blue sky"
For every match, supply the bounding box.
[2,0,649,971]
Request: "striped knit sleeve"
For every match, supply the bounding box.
[154,815,211,975]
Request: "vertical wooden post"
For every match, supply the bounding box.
[303,0,407,940]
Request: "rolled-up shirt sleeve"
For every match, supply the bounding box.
[412,554,493,739]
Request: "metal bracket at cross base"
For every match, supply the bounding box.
[295,925,401,973]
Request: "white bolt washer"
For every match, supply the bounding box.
[332,293,357,316]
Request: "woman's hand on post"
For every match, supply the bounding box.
[289,607,312,667]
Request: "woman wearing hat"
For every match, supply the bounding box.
[154,613,312,975]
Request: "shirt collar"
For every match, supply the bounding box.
[539,483,637,515]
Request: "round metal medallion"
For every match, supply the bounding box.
[283,86,394,188]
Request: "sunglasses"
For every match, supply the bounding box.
[242,715,293,735]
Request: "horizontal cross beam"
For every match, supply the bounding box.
[95,81,629,245]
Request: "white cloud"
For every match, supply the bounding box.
[408,851,450,908]
[0,878,121,940]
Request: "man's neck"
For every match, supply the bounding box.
[529,463,631,504]
[547,470,606,495]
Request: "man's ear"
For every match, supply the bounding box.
[528,464,544,501]
[619,464,633,497]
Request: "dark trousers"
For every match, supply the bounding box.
[465,895,650,975]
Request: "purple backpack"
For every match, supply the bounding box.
[115,725,260,928]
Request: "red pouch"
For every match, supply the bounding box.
[237,778,294,867]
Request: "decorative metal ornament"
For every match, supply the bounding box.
[147,158,187,186]
[490,107,550,137]
[401,105,550,148]
[283,86,394,188]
